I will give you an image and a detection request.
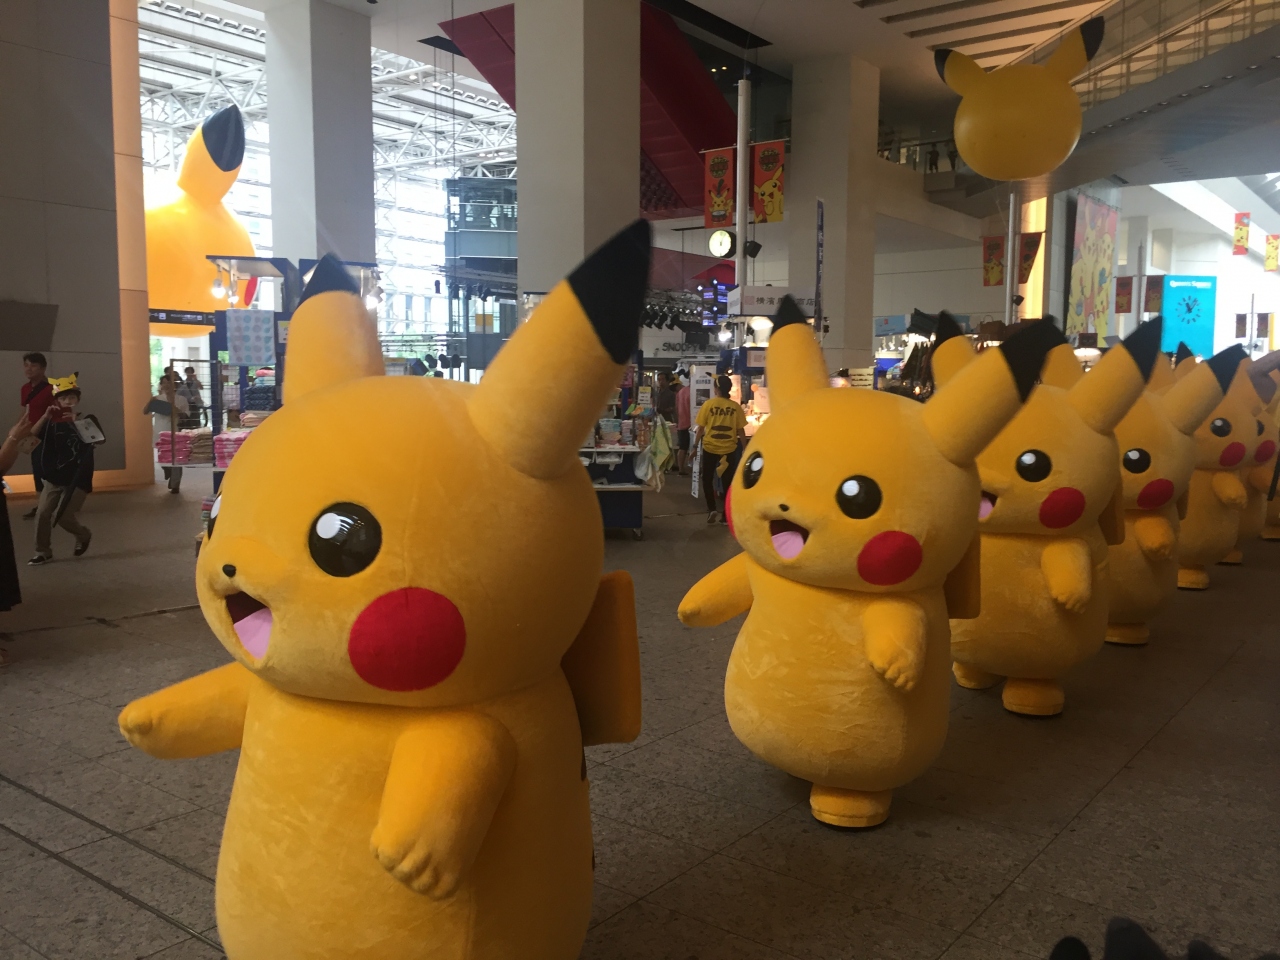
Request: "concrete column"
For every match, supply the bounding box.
[515,0,640,294]
[266,0,376,263]
[787,55,879,372]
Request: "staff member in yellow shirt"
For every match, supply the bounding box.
[693,375,747,524]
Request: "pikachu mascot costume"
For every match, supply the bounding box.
[678,301,1058,828]
[1228,376,1278,559]
[1175,347,1263,589]
[939,318,1161,717]
[146,105,256,327]
[936,17,1104,181]
[116,223,651,960]
[1104,345,1246,644]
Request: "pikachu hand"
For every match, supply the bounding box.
[1132,514,1175,560]
[1212,470,1248,509]
[862,598,928,692]
[117,700,160,751]
[370,823,464,900]
[1041,539,1092,614]
[116,664,252,760]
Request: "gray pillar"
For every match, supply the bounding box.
[266,0,376,263]
[515,0,640,293]
[788,55,879,372]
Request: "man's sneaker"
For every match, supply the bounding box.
[74,531,92,557]
[21,507,36,520]
[26,555,50,566]
[706,511,719,524]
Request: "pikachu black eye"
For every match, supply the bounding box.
[309,503,381,577]
[836,475,881,519]
[1258,420,1265,436]
[1210,418,1231,437]
[1015,449,1052,482]
[1122,448,1151,474]
[207,495,221,539]
[742,451,764,488]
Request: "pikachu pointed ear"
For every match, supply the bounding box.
[1066,316,1161,434]
[283,254,384,404]
[922,318,1062,466]
[1045,16,1104,81]
[1227,356,1264,415]
[1146,347,1176,394]
[178,105,243,200]
[1040,342,1084,389]
[929,311,975,387]
[469,219,650,479]
[765,296,827,410]
[1159,344,1243,436]
[935,48,986,98]
[1173,341,1198,380]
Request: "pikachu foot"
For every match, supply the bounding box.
[1218,549,1243,566]
[1001,678,1064,717]
[952,661,1002,690]
[1177,566,1209,590]
[1105,623,1149,646]
[809,784,892,829]
[1261,525,1280,541]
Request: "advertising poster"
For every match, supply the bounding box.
[703,147,735,229]
[1115,276,1133,313]
[1233,213,1251,255]
[1159,276,1216,358]
[1067,195,1119,337]
[1144,276,1163,314]
[750,141,785,223]
[1266,234,1279,272]
[1017,233,1043,284]
[981,236,1006,287]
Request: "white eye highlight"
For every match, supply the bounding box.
[841,479,860,497]
[315,512,350,541]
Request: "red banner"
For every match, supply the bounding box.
[1266,235,1279,272]
[704,147,735,229]
[1234,212,1251,255]
[1115,276,1133,313]
[1144,276,1163,314]
[1017,232,1042,284]
[981,236,1005,287]
[750,141,785,224]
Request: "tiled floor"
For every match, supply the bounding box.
[0,481,1276,959]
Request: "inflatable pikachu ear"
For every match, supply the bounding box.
[284,255,384,404]
[1040,340,1084,389]
[177,104,244,202]
[470,219,651,479]
[1160,344,1246,436]
[764,296,827,409]
[1066,317,1163,435]
[1043,17,1106,81]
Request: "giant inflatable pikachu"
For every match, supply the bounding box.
[678,302,1058,828]
[117,224,650,960]
[939,318,1161,717]
[1105,345,1246,644]
[936,17,1104,181]
[1176,348,1263,589]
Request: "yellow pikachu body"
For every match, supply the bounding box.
[117,226,650,960]
[1235,395,1277,551]
[940,322,1161,716]
[679,307,1055,827]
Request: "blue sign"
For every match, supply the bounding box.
[1159,276,1216,358]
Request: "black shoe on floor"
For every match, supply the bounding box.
[169,487,181,495]
[74,531,92,557]
[22,507,36,520]
[26,555,50,566]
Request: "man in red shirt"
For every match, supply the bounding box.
[20,353,53,515]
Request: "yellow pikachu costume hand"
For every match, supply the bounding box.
[679,304,1058,828]
[1105,344,1244,644]
[118,224,650,960]
[940,318,1163,715]
[937,18,1103,181]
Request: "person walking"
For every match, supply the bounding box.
[152,375,188,493]
[29,383,94,565]
[19,353,54,519]
[692,375,747,524]
[674,376,691,476]
[179,367,205,428]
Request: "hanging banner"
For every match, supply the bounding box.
[750,140,786,224]
[703,147,735,229]
[1017,232,1043,284]
[1143,275,1163,314]
[1233,213,1251,255]
[981,236,1006,287]
[1067,195,1119,337]
[1266,234,1279,272]
[1115,276,1133,313]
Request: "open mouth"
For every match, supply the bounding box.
[769,519,809,560]
[979,492,997,521]
[226,591,272,659]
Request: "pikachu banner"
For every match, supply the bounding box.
[704,147,735,229]
[1265,234,1278,272]
[1017,232,1043,284]
[1067,194,1118,337]
[981,236,1006,286]
[750,141,785,224]
[1115,275,1133,313]
[1233,212,1250,255]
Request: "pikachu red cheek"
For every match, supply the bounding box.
[1253,440,1275,463]
[347,588,467,691]
[1137,479,1175,510]
[1038,487,1086,529]
[1219,442,1246,467]
[856,531,922,586]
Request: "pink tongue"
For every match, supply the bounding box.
[979,497,995,521]
[771,530,806,560]
[234,607,272,659]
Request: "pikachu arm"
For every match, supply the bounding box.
[1040,538,1092,614]
[561,570,642,747]
[677,552,753,628]
[1211,470,1249,508]
[1132,514,1176,561]
[117,662,253,759]
[862,596,927,693]
[371,711,516,900]
[1246,463,1274,494]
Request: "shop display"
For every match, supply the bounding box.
[678,301,1059,829]
[117,220,652,959]
[936,17,1103,181]
[1175,352,1263,589]
[1230,382,1278,558]
[1104,345,1245,645]
[939,317,1161,717]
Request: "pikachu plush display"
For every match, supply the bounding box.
[1104,345,1246,644]
[939,318,1162,717]
[936,17,1104,181]
[1175,348,1264,589]
[117,225,650,960]
[678,302,1058,828]
[1229,381,1278,558]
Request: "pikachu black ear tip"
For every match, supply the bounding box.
[568,218,652,365]
[202,104,245,173]
[1120,316,1163,382]
[1104,917,1168,960]
[1081,16,1105,61]
[300,253,359,304]
[934,49,952,82]
[1175,341,1195,365]
[934,311,965,345]
[1049,935,1091,960]
[1207,343,1248,394]
[998,318,1067,401]
[772,295,808,332]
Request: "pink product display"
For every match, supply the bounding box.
[214,429,253,468]
[156,430,213,465]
